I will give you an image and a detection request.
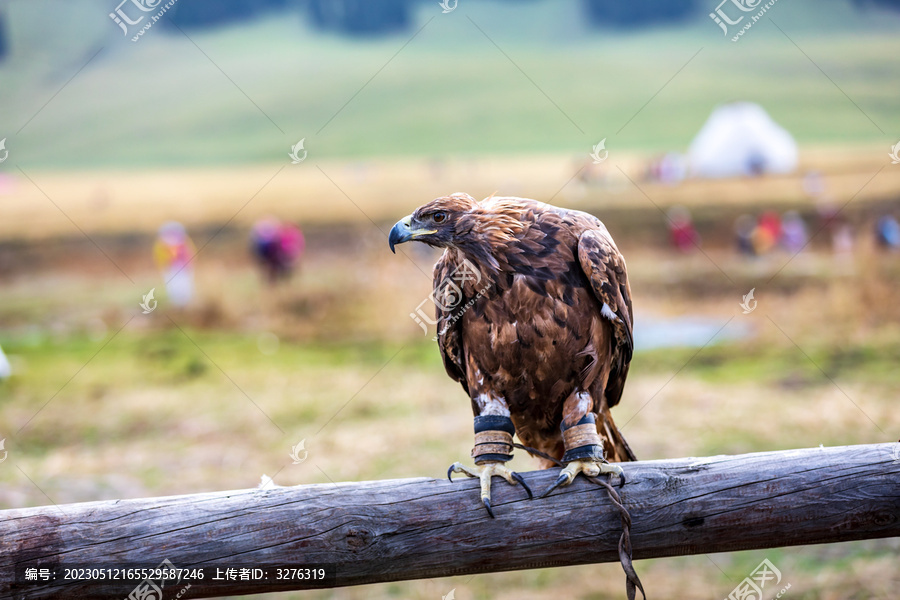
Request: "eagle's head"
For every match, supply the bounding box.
[388,193,477,253]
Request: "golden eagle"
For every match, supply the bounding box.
[390,193,635,516]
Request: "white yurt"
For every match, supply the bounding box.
[688,102,798,178]
[0,344,11,379]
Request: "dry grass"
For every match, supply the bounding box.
[1,177,900,598]
[2,144,898,241]
[2,314,898,599]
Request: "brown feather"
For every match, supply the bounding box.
[429,194,636,465]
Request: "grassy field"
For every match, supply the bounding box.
[2,145,899,241]
[2,1,900,597]
[1,1,900,169]
[2,223,899,598]
[1,330,899,600]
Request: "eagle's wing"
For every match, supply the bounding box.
[577,228,634,408]
[434,252,469,396]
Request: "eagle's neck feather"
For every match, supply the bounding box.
[451,208,528,282]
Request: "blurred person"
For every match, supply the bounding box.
[758,211,781,240]
[250,217,280,281]
[816,206,854,258]
[667,205,699,252]
[734,214,756,256]
[833,223,854,258]
[153,222,195,307]
[658,152,687,184]
[251,217,305,284]
[875,214,900,251]
[646,153,687,185]
[780,211,808,254]
[752,211,781,255]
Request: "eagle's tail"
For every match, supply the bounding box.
[598,406,637,462]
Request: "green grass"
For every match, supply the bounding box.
[635,338,900,387]
[1,329,898,599]
[2,0,900,169]
[2,328,894,463]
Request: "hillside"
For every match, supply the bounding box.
[1,0,898,169]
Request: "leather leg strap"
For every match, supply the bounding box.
[561,413,605,463]
[471,415,515,464]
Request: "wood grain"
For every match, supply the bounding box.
[2,443,898,599]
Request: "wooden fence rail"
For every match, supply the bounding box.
[2,443,898,599]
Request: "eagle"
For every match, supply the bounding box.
[389,193,636,517]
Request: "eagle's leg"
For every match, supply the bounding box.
[447,415,533,518]
[542,407,623,497]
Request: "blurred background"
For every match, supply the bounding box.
[1,0,900,598]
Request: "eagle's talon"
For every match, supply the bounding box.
[512,472,534,499]
[447,461,479,481]
[601,461,626,487]
[543,459,624,496]
[541,472,571,498]
[446,460,529,517]
[483,497,495,518]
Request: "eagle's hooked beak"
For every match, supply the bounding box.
[388,214,436,253]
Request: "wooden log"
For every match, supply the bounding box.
[2,443,898,599]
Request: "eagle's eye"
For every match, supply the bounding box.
[432,211,447,224]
